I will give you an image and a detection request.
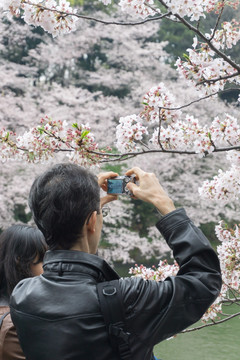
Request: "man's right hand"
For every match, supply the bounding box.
[125,167,176,216]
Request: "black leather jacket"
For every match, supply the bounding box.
[10,209,222,360]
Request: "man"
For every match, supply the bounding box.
[10,163,222,360]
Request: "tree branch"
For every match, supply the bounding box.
[197,72,240,86]
[99,154,138,163]
[159,87,240,111]
[3,135,240,163]
[181,312,240,333]
[23,0,172,26]
[157,0,240,73]
[88,143,240,159]
[221,299,240,307]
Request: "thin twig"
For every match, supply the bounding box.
[219,312,233,317]
[159,87,240,111]
[209,0,225,41]
[41,129,76,150]
[99,153,137,163]
[157,108,164,150]
[139,140,150,150]
[228,287,239,300]
[143,1,160,15]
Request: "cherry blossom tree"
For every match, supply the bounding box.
[0,0,240,331]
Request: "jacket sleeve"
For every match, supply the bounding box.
[120,208,222,346]
[2,314,25,360]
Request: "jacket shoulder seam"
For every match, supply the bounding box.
[10,307,101,322]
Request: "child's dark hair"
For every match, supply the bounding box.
[0,224,47,298]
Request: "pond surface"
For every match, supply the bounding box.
[154,304,240,360]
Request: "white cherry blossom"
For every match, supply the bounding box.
[116,114,148,153]
[118,0,157,19]
[22,0,79,37]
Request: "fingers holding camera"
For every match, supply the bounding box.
[98,172,119,207]
[125,167,176,216]
[97,168,175,216]
[100,194,118,208]
[125,168,162,201]
[98,171,119,192]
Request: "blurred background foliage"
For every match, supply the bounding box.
[1,1,239,261]
[1,1,239,102]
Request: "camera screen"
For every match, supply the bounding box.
[107,179,124,194]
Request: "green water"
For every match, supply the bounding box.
[154,304,240,360]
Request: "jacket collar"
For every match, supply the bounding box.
[43,250,120,281]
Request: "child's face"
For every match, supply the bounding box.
[30,255,44,277]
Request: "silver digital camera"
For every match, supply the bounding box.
[107,176,136,195]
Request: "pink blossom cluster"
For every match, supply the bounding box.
[129,260,179,281]
[209,114,240,146]
[116,114,148,153]
[2,106,239,168]
[176,45,239,95]
[117,0,239,22]
[199,118,240,202]
[164,0,240,20]
[218,238,240,290]
[149,113,240,156]
[218,0,240,11]
[118,0,157,19]
[199,165,240,203]
[201,221,240,321]
[116,91,240,158]
[201,301,222,322]
[210,20,240,50]
[0,116,102,166]
[150,115,214,155]
[1,0,78,37]
[215,221,240,291]
[140,82,181,124]
[164,0,207,21]
[1,0,21,16]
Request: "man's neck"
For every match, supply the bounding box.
[70,237,90,253]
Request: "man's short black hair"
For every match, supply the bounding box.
[29,163,100,250]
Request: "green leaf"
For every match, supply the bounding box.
[183,53,190,61]
[72,123,78,129]
[37,127,45,135]
[81,130,90,139]
[142,102,149,106]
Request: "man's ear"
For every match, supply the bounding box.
[86,211,97,233]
